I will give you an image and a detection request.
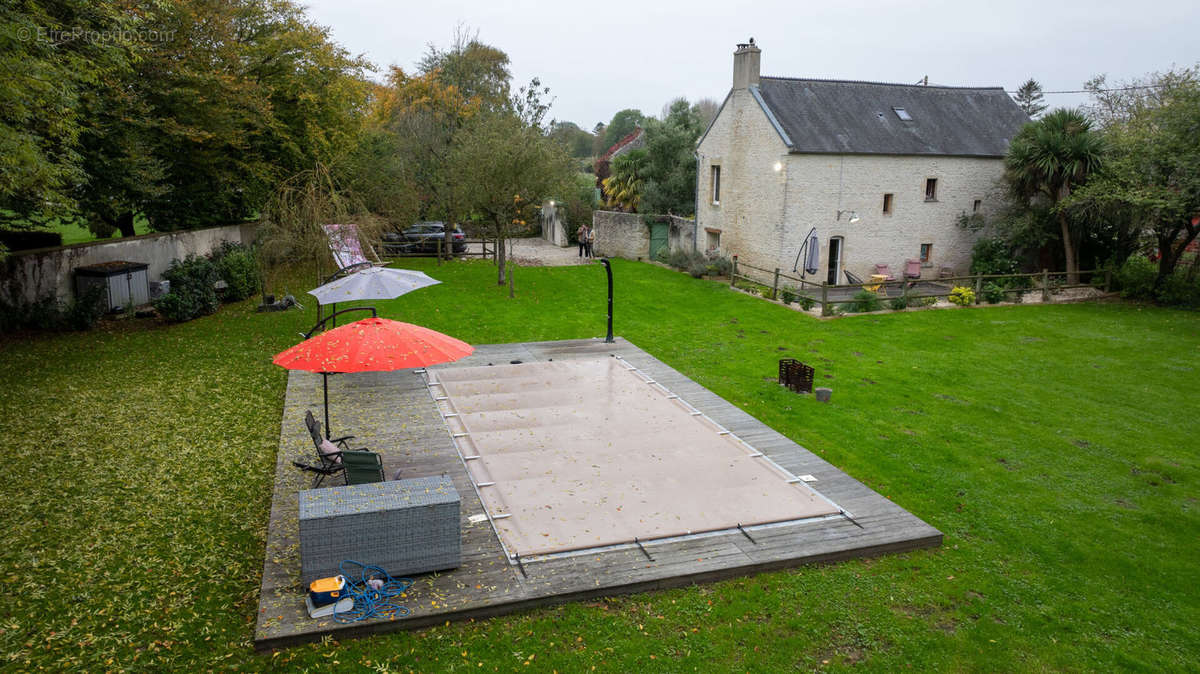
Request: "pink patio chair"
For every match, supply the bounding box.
[904,259,922,280]
[873,263,896,281]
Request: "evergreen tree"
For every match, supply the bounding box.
[1014,79,1048,118]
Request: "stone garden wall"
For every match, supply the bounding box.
[592,211,695,260]
[1,223,257,304]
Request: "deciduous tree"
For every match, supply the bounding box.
[418,26,511,110]
[600,109,645,152]
[450,111,570,285]
[641,99,705,215]
[1067,71,1200,284]
[0,0,134,227]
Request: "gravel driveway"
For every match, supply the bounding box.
[476,237,595,267]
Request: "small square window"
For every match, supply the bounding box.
[711,165,721,205]
[883,193,894,215]
[973,199,982,213]
[892,107,912,121]
[925,178,938,202]
[920,243,933,263]
[706,230,720,252]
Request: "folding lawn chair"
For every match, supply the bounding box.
[342,450,385,485]
[291,410,369,487]
[322,223,387,274]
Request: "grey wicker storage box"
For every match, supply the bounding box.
[299,476,460,585]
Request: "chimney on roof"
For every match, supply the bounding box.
[732,38,761,90]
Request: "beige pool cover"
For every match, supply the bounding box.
[429,358,841,557]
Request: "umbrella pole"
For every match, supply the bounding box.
[323,373,331,440]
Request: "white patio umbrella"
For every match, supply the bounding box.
[308,266,440,305]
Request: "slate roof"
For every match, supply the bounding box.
[756,77,1029,157]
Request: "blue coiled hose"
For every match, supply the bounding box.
[332,559,414,623]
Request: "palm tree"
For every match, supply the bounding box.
[603,150,647,212]
[1005,109,1105,283]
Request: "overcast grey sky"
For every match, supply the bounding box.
[302,0,1199,128]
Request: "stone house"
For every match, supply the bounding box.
[694,40,1029,284]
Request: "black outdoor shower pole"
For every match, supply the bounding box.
[599,258,614,343]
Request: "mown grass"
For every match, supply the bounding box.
[51,216,152,245]
[1,258,1197,671]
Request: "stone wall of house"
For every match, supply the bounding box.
[1,223,257,304]
[592,211,695,260]
[666,216,696,256]
[695,88,791,273]
[777,154,1004,284]
[696,87,1002,284]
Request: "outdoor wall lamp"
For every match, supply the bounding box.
[836,210,860,223]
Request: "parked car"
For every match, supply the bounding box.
[382,222,467,255]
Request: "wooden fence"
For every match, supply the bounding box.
[728,256,1112,316]
[377,238,496,264]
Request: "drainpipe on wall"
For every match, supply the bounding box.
[780,156,790,270]
[693,152,700,253]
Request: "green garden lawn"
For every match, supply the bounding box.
[1,258,1196,671]
[43,215,152,245]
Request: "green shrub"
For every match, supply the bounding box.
[0,285,105,334]
[1114,255,1200,306]
[210,242,260,302]
[1117,256,1157,300]
[1155,269,1200,307]
[780,287,796,304]
[687,258,708,278]
[665,248,690,268]
[155,254,220,322]
[0,295,58,333]
[64,285,106,330]
[734,279,768,296]
[948,286,975,306]
[707,254,732,277]
[847,290,882,313]
[982,282,1006,304]
[889,294,909,310]
[970,237,1020,276]
[799,296,815,311]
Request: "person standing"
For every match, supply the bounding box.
[576,223,587,257]
[585,224,596,258]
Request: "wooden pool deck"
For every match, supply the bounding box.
[254,338,941,650]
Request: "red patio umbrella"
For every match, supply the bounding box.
[273,317,474,438]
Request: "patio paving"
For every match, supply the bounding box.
[254,338,942,650]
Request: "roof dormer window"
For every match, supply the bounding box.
[892,107,912,121]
